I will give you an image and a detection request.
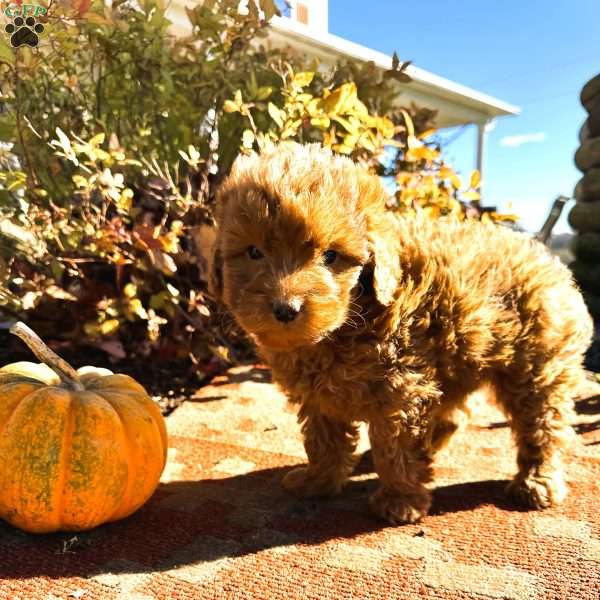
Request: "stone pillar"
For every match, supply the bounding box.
[569,72,600,325]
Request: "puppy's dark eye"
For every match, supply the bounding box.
[323,249,337,266]
[247,245,264,260]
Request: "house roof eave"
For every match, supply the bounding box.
[268,16,521,126]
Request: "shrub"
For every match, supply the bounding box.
[0,0,515,370]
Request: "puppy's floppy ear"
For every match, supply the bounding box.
[366,226,399,306]
[208,240,223,301]
[197,222,223,301]
[355,170,400,306]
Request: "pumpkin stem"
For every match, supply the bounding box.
[9,322,85,392]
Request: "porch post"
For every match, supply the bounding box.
[475,120,490,201]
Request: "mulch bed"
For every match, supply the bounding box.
[0,328,232,416]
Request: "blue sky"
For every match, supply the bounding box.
[328,0,600,233]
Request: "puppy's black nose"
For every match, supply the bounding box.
[273,301,300,323]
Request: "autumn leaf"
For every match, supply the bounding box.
[321,82,358,115]
[293,72,314,88]
[450,174,462,190]
[223,100,239,113]
[462,190,481,201]
[268,102,284,127]
[399,110,415,138]
[242,129,255,148]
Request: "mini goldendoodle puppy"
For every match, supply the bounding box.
[210,142,593,524]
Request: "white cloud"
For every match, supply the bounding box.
[499,132,547,147]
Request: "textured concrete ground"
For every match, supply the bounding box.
[0,365,599,599]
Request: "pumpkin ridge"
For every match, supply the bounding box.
[53,392,75,529]
[101,393,135,521]
[0,383,37,437]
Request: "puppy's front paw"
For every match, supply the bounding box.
[369,487,431,525]
[507,472,567,509]
[282,466,343,498]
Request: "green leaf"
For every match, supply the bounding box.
[50,259,65,282]
[0,115,16,140]
[0,37,15,66]
[256,86,273,100]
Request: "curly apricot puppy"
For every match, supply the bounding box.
[210,142,593,524]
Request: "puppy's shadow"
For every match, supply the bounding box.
[210,365,272,386]
[574,393,600,437]
[0,456,522,581]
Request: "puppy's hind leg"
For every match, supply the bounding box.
[367,415,433,524]
[495,363,577,509]
[282,404,360,498]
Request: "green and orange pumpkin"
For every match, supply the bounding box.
[0,322,168,533]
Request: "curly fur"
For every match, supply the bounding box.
[211,142,593,524]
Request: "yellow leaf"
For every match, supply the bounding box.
[462,190,481,201]
[72,175,89,188]
[90,133,106,148]
[399,110,415,138]
[424,205,441,218]
[242,129,255,148]
[322,130,337,147]
[223,100,239,113]
[293,72,314,88]
[306,98,321,116]
[296,93,313,105]
[166,283,180,298]
[160,232,180,253]
[117,188,134,213]
[333,141,354,155]
[418,128,437,140]
[358,134,376,152]
[450,174,462,190]
[470,170,481,189]
[406,144,438,162]
[126,298,148,320]
[268,102,284,127]
[100,319,120,336]
[331,115,358,135]
[171,220,184,235]
[280,120,301,139]
[322,82,357,115]
[492,212,519,223]
[439,166,454,180]
[310,116,330,129]
[123,283,137,298]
